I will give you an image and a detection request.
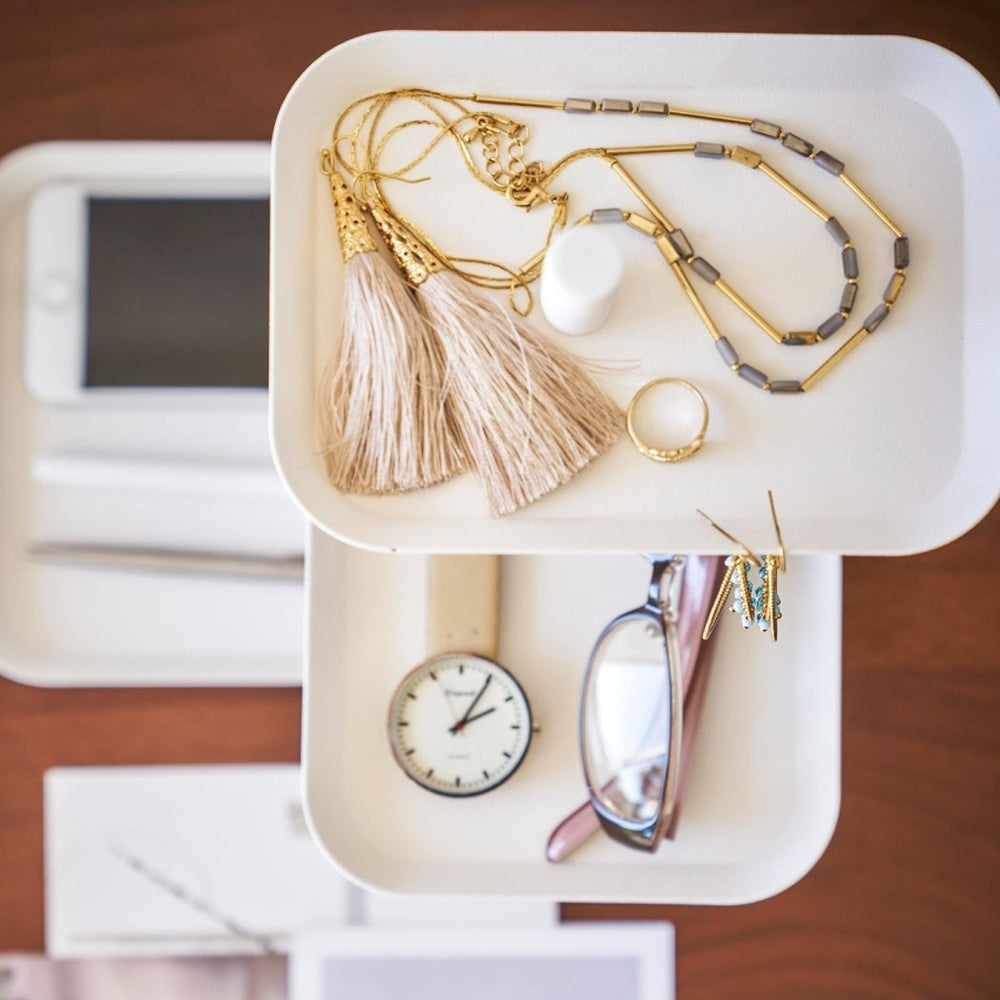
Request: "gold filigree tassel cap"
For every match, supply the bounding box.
[367,202,443,286]
[320,151,377,263]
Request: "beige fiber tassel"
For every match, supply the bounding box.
[369,203,625,517]
[318,155,464,495]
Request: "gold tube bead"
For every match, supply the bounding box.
[624,211,660,237]
[668,260,722,340]
[668,106,754,126]
[607,159,676,231]
[654,233,680,263]
[729,146,763,169]
[884,271,906,306]
[467,93,564,109]
[604,143,697,156]
[758,162,829,221]
[800,327,870,391]
[839,172,904,237]
[713,279,785,344]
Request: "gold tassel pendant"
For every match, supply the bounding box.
[318,155,465,495]
[368,202,625,517]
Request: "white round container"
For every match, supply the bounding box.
[539,225,624,335]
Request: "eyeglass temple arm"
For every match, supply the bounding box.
[545,799,602,862]
[642,554,681,614]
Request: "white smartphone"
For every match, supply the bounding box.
[23,156,270,405]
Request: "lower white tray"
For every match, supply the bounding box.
[303,528,841,904]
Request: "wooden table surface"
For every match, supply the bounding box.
[1,3,997,997]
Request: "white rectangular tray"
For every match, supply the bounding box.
[0,142,305,686]
[302,528,841,904]
[271,31,999,555]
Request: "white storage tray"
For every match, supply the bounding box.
[271,31,999,555]
[302,528,840,904]
[0,142,304,686]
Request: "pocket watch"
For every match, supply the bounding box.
[386,554,534,797]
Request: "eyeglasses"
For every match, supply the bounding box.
[579,554,707,852]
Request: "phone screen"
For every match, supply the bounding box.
[85,197,269,388]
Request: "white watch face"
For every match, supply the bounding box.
[388,653,532,797]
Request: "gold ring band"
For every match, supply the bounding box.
[626,377,709,464]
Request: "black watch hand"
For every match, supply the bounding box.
[448,706,496,734]
[450,674,491,733]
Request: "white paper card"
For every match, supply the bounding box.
[288,924,674,1000]
[44,765,350,957]
[44,764,556,959]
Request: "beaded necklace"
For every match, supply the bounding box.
[332,88,910,395]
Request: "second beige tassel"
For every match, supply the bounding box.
[369,202,625,517]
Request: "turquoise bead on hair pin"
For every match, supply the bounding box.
[697,491,786,643]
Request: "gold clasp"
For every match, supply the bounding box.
[506,181,560,211]
[505,161,560,211]
[462,113,526,143]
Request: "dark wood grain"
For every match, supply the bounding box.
[1,3,998,996]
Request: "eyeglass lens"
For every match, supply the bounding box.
[582,614,670,825]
